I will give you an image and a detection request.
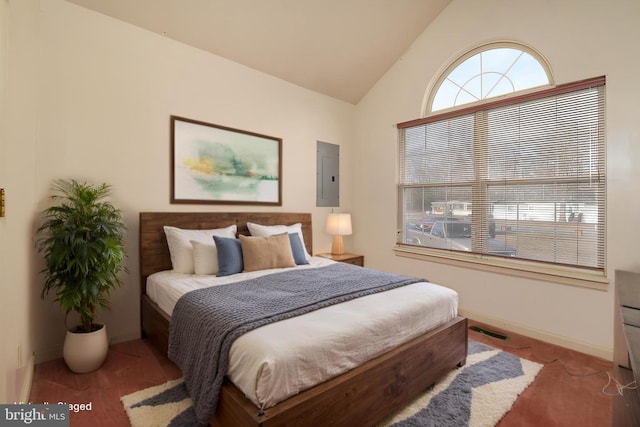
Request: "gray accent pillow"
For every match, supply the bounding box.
[213,236,243,276]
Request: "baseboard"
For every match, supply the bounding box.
[35,330,142,364]
[110,331,141,345]
[17,354,34,403]
[459,309,613,361]
[34,346,62,364]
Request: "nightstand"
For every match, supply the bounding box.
[316,252,364,267]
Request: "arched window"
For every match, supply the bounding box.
[397,41,606,286]
[429,42,552,113]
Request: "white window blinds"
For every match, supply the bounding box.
[398,76,605,270]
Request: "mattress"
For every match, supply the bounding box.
[147,257,458,409]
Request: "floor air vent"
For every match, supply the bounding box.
[469,325,510,340]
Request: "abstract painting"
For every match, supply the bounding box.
[171,116,282,205]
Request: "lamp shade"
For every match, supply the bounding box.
[326,213,352,236]
[326,213,352,255]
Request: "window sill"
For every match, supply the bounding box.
[393,244,609,290]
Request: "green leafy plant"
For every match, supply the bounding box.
[37,179,127,333]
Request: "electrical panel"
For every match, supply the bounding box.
[316,141,339,207]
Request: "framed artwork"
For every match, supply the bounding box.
[170,116,282,205]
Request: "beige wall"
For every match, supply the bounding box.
[0,0,7,404]
[354,0,640,359]
[1,0,41,404]
[2,0,355,398]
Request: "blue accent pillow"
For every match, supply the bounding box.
[288,233,309,265]
[213,236,243,276]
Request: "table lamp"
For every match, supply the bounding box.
[326,213,352,255]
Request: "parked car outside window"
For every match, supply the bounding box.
[405,220,516,257]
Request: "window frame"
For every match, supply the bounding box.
[396,75,607,289]
[426,41,554,114]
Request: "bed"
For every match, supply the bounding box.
[140,211,468,427]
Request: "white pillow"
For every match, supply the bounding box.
[246,222,310,259]
[163,225,237,274]
[190,240,220,275]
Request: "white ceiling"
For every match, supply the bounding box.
[64,0,451,104]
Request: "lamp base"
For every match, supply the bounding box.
[331,235,345,255]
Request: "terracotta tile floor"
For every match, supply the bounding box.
[29,320,614,426]
[468,321,613,427]
[29,339,181,427]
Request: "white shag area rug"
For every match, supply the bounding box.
[121,340,542,427]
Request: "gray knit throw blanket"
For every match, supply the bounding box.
[168,262,425,425]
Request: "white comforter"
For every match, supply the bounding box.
[147,257,458,409]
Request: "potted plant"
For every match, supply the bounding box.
[37,179,126,373]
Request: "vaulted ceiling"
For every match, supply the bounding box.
[64,0,451,104]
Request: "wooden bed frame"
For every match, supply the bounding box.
[139,211,468,427]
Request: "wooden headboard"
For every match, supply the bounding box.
[139,212,312,295]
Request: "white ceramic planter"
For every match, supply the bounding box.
[63,324,108,373]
